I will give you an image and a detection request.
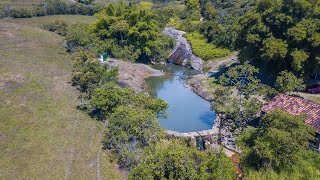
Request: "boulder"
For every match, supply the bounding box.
[163,27,203,71]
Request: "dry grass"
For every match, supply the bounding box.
[0,16,124,179]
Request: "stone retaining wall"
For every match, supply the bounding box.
[166,116,221,139]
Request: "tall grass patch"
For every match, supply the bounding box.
[185,32,230,60]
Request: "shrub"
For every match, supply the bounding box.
[77,0,94,5]
[43,19,68,36]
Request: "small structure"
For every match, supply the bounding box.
[262,94,320,152]
[99,52,109,62]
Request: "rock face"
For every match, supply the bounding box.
[105,59,164,92]
[163,27,203,71]
[187,74,216,101]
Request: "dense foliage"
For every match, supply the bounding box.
[71,50,118,95]
[1,0,100,18]
[213,63,264,130]
[91,2,175,62]
[129,139,236,180]
[71,50,169,169]
[275,70,305,93]
[104,106,165,169]
[91,83,168,116]
[238,110,319,179]
[236,0,320,79]
[199,0,255,50]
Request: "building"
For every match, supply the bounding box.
[262,94,320,152]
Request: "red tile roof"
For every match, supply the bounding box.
[262,94,320,132]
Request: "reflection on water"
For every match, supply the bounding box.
[145,64,216,132]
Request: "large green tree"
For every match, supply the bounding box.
[71,50,118,94]
[128,139,236,179]
[104,106,165,169]
[275,70,305,94]
[92,2,174,62]
[91,83,167,116]
[236,0,320,79]
[213,63,263,130]
[238,110,316,171]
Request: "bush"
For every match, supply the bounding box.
[65,23,98,50]
[9,9,33,18]
[185,32,230,60]
[43,19,68,36]
[77,0,94,5]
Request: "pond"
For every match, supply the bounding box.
[145,64,216,132]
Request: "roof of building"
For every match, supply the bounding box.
[262,94,320,132]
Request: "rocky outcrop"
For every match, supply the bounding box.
[163,27,203,71]
[187,74,216,101]
[105,59,164,92]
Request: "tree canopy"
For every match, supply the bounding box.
[104,106,165,169]
[213,63,263,130]
[91,2,175,62]
[128,139,236,180]
[236,0,320,79]
[275,70,305,93]
[238,110,316,171]
[71,50,118,94]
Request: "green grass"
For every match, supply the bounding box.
[5,15,97,27]
[0,0,120,10]
[310,96,320,103]
[0,15,124,179]
[185,32,230,60]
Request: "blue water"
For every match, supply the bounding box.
[145,64,216,132]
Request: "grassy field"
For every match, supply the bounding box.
[0,0,70,9]
[0,0,122,9]
[0,15,124,179]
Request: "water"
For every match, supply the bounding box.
[145,64,216,132]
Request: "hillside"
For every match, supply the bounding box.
[0,15,124,179]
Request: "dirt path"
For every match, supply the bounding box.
[96,144,103,180]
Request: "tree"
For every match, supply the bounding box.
[212,63,263,130]
[128,139,235,179]
[92,3,174,62]
[219,62,260,97]
[237,110,316,171]
[185,0,200,11]
[104,106,165,169]
[66,23,98,50]
[91,83,168,116]
[71,50,118,94]
[275,70,305,94]
[236,0,320,79]
[212,87,262,130]
[90,83,129,115]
